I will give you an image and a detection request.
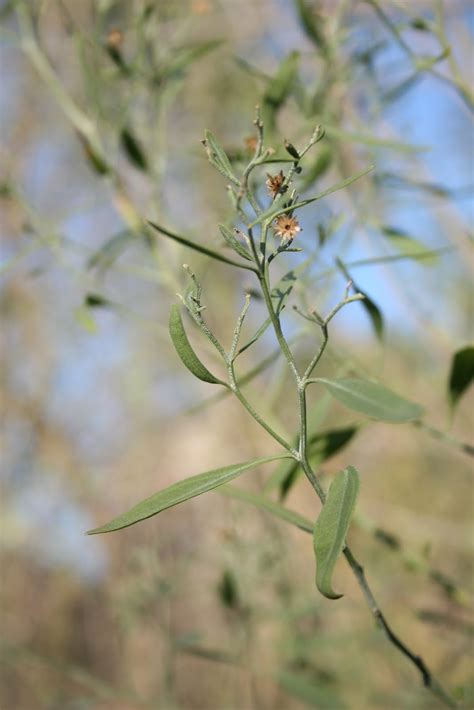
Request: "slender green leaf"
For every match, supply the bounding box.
[87,455,288,534]
[169,305,225,385]
[218,224,252,261]
[87,230,139,272]
[120,127,148,172]
[294,0,329,56]
[263,51,299,131]
[147,221,256,271]
[219,485,313,533]
[449,346,474,408]
[336,259,383,340]
[313,466,360,600]
[381,226,438,265]
[317,377,424,422]
[250,165,373,228]
[203,130,239,184]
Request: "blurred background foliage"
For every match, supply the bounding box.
[0,0,473,708]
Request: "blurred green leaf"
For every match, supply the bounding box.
[203,130,239,184]
[381,226,438,265]
[448,346,474,409]
[317,378,424,422]
[163,40,222,79]
[301,144,333,190]
[77,133,110,175]
[294,0,329,56]
[313,466,360,600]
[169,305,225,385]
[120,127,148,172]
[87,230,139,272]
[263,52,299,131]
[218,224,252,261]
[85,293,113,308]
[87,454,288,534]
[336,259,383,340]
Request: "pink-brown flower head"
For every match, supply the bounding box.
[274,214,302,242]
[244,135,258,154]
[266,170,285,198]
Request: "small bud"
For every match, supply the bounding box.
[284,140,300,160]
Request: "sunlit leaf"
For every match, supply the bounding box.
[449,346,474,409]
[313,466,360,600]
[169,305,225,385]
[317,378,424,422]
[87,454,288,534]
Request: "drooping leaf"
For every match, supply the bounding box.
[219,485,313,533]
[120,127,148,172]
[278,671,346,709]
[381,226,438,266]
[87,455,288,534]
[218,224,252,261]
[280,427,358,499]
[148,221,256,272]
[169,305,225,385]
[313,466,360,600]
[203,130,239,184]
[336,259,383,340]
[317,378,424,422]
[449,346,474,409]
[262,52,299,131]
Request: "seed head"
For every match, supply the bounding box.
[266,170,285,198]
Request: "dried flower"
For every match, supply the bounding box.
[274,214,302,242]
[266,170,285,198]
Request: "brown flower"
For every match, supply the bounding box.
[274,214,302,242]
[266,170,285,198]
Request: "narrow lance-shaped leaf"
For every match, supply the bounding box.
[381,226,437,266]
[87,455,288,534]
[218,224,253,261]
[449,346,474,409]
[148,221,256,272]
[169,305,225,385]
[336,259,383,340]
[203,130,239,185]
[313,466,360,600]
[249,165,374,228]
[316,377,424,422]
